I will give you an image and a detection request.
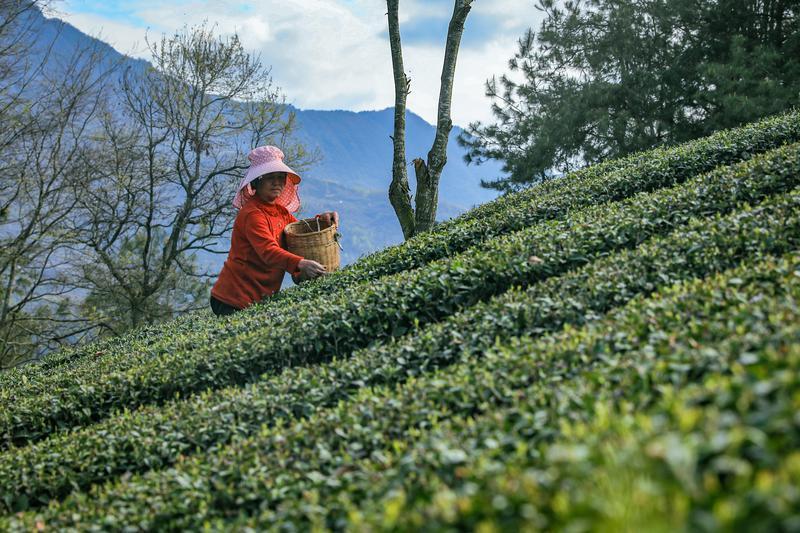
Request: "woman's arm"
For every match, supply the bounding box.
[244,211,304,273]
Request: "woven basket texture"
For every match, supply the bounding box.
[285,217,341,272]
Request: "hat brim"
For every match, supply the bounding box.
[245,160,301,185]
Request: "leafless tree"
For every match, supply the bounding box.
[68,23,316,332]
[0,0,114,368]
[387,0,474,239]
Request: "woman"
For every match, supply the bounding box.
[210,145,338,316]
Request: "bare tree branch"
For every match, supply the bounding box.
[70,22,314,333]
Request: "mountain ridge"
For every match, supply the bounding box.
[28,8,503,265]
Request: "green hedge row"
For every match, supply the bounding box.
[2,142,799,450]
[207,254,800,532]
[6,254,795,530]
[264,109,800,308]
[9,110,800,384]
[347,309,800,531]
[3,186,798,513]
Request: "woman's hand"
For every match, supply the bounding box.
[297,258,327,281]
[316,211,339,227]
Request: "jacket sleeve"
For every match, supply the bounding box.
[287,213,303,282]
[244,211,303,273]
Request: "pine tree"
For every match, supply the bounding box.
[460,0,800,192]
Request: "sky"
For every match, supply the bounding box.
[55,0,544,127]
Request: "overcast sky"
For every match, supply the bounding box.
[57,0,543,127]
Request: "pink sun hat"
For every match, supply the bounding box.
[233,145,302,212]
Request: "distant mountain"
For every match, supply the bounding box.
[24,8,505,267]
[292,106,499,206]
[292,107,502,262]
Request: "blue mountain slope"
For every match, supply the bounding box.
[293,107,499,206]
[25,8,505,267]
[293,106,502,262]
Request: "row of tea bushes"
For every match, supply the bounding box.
[6,255,795,530]
[348,306,800,531]
[212,255,800,531]
[3,188,797,512]
[10,110,800,383]
[267,110,800,307]
[2,143,799,449]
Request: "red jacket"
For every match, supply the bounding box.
[211,196,303,309]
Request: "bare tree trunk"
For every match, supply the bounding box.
[387,0,473,239]
[386,0,415,240]
[413,0,473,234]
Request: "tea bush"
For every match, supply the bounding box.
[3,188,797,512]
[1,114,798,530]
[5,255,796,530]
[3,142,799,450]
[8,110,800,383]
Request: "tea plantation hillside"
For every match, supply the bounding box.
[2,112,800,530]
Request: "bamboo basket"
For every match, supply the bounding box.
[284,216,341,272]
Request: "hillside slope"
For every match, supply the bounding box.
[1,112,799,530]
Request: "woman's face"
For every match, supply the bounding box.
[254,172,287,203]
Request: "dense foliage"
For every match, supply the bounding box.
[1,113,798,530]
[460,0,800,191]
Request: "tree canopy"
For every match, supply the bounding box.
[460,0,800,192]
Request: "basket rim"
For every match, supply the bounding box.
[285,217,337,236]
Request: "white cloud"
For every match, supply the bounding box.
[58,11,151,58]
[401,0,452,22]
[238,16,271,45]
[400,37,521,127]
[60,0,543,126]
